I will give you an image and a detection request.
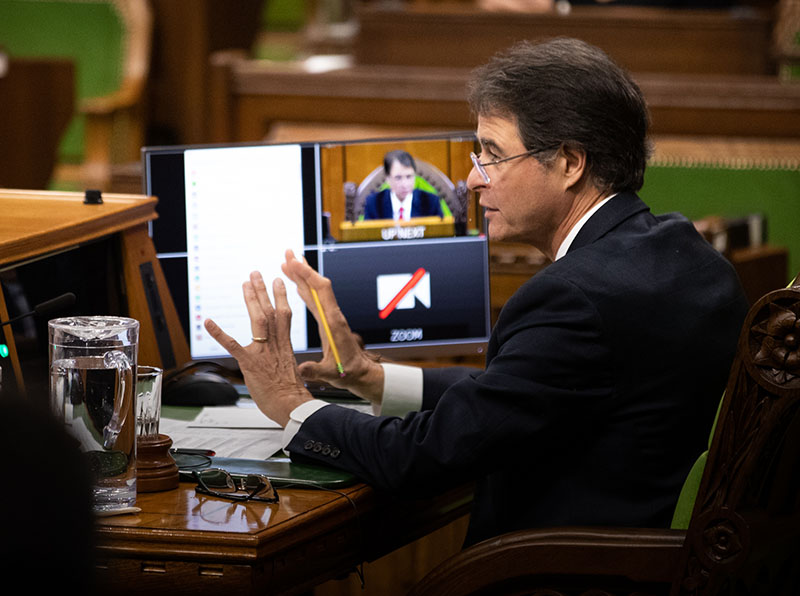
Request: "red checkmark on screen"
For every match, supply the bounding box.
[378,267,427,320]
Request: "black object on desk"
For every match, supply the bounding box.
[163,370,240,406]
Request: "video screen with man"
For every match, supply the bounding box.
[143,132,491,364]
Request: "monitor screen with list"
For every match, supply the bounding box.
[142,132,490,366]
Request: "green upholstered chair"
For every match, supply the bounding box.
[410,273,800,596]
[0,0,152,190]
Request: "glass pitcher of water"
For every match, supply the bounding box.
[49,316,139,512]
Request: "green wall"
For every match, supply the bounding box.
[639,164,800,280]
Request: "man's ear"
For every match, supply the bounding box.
[559,143,588,191]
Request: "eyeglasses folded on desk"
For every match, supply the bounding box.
[193,468,279,503]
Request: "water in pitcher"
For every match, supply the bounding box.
[51,354,137,510]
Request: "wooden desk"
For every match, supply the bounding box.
[0,189,156,264]
[94,480,473,595]
[0,189,189,388]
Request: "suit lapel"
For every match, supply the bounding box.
[380,191,393,219]
[410,189,421,218]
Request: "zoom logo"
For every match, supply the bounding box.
[376,268,430,319]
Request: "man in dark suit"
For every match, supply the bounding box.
[363,150,443,220]
[205,38,749,546]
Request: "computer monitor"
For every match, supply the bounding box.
[142,132,491,366]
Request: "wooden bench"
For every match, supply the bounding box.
[354,3,777,75]
[208,51,800,142]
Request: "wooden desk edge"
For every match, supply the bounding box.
[94,482,473,565]
[0,190,158,267]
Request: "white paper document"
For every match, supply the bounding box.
[188,405,282,429]
[159,400,374,460]
[159,416,285,460]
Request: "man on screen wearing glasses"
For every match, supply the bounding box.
[205,38,748,546]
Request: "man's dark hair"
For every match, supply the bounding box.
[467,37,652,193]
[383,150,417,175]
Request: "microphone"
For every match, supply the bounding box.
[0,292,77,327]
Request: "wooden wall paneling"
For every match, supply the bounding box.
[147,0,263,145]
[321,143,347,240]
[342,139,451,183]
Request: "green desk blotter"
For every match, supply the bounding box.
[174,453,358,489]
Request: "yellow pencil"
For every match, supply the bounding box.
[310,287,345,377]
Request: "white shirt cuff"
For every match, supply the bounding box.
[281,363,424,452]
[281,400,329,451]
[377,362,423,417]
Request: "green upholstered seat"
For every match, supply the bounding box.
[670,396,723,530]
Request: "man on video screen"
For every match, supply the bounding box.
[363,150,443,221]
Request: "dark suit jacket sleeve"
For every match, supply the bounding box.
[287,273,611,495]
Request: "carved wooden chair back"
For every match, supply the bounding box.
[672,273,800,595]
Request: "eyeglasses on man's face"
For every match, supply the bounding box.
[193,468,279,503]
[470,148,548,184]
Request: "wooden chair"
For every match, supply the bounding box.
[0,56,74,190]
[0,0,152,191]
[81,0,152,191]
[409,272,800,596]
[344,160,470,234]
